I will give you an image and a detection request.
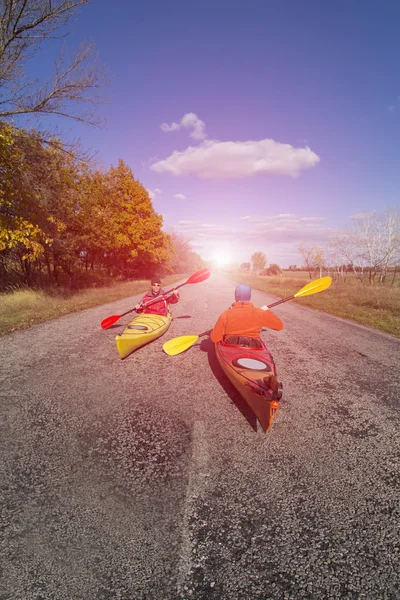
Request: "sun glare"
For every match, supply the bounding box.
[213,251,232,268]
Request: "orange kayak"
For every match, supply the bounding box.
[215,338,283,432]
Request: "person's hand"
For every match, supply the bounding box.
[261,305,269,311]
[135,304,141,310]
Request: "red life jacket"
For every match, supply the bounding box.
[139,289,180,316]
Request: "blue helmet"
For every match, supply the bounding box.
[235,284,251,301]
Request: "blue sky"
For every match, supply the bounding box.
[25,0,400,267]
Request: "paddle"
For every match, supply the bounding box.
[100,267,211,329]
[162,276,332,356]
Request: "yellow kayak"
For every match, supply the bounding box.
[115,313,172,359]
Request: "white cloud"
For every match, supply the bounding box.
[241,214,297,222]
[147,188,161,199]
[388,96,400,112]
[171,214,334,266]
[181,113,206,140]
[300,217,326,222]
[151,138,320,179]
[174,214,331,246]
[351,211,375,219]
[160,122,180,132]
[175,220,195,226]
[236,214,330,242]
[174,193,187,200]
[160,112,207,140]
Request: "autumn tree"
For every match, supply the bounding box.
[84,160,173,278]
[0,122,90,285]
[0,131,179,288]
[0,123,50,283]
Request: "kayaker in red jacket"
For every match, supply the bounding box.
[210,284,283,347]
[135,276,180,316]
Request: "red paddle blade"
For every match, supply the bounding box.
[185,267,211,285]
[100,315,121,329]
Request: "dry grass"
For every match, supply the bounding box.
[0,274,186,336]
[226,272,400,338]
[2,271,399,339]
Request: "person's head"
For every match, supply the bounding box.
[235,284,251,302]
[150,276,162,295]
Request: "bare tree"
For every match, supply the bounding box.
[297,243,324,279]
[0,0,108,125]
[373,208,400,283]
[329,208,400,284]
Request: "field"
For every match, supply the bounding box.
[1,270,400,339]
[226,270,400,338]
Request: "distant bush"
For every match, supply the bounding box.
[264,264,282,276]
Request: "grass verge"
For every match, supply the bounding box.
[0,274,186,337]
[226,272,400,339]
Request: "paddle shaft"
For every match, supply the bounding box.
[138,273,208,312]
[266,295,295,309]
[139,268,210,312]
[100,289,180,327]
[121,285,183,318]
[197,329,212,338]
[139,288,180,310]
[196,286,321,332]
[265,276,331,309]
[101,268,211,329]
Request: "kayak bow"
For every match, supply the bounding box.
[115,313,172,359]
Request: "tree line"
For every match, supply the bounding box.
[298,209,400,284]
[0,123,204,290]
[240,209,400,285]
[2,2,398,290]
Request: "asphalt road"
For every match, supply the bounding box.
[1,273,399,600]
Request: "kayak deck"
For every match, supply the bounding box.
[215,338,282,432]
[116,313,172,359]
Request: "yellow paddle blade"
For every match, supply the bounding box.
[163,335,199,356]
[294,276,332,298]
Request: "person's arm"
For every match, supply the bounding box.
[167,289,180,304]
[210,312,228,342]
[135,294,147,313]
[258,308,284,331]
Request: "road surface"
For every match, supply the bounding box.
[1,273,399,600]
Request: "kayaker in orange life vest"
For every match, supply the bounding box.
[134,276,180,317]
[210,284,283,347]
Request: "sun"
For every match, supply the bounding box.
[213,251,232,268]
